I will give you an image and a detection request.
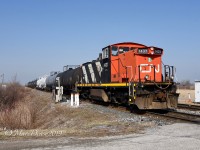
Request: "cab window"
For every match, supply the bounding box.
[119,47,129,54]
[111,46,118,56]
[102,47,109,59]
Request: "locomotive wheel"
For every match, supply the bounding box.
[129,104,146,114]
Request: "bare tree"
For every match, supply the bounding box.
[179,80,194,89]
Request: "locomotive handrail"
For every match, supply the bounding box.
[164,65,174,82]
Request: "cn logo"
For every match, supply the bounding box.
[140,64,160,73]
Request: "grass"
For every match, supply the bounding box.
[0,82,33,129]
[0,85,149,139]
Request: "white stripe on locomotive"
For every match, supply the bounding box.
[88,64,96,83]
[95,61,102,77]
[82,66,89,83]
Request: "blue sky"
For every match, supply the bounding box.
[0,0,200,84]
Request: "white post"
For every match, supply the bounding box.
[75,93,79,106]
[71,93,74,106]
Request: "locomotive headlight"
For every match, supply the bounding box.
[150,47,154,50]
[145,75,149,80]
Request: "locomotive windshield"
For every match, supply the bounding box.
[118,47,129,54]
[111,46,129,56]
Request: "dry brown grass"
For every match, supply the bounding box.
[0,82,33,129]
[0,82,27,110]
[0,88,148,139]
[27,101,148,137]
[0,101,32,129]
[0,83,51,130]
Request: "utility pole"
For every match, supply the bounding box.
[1,73,4,84]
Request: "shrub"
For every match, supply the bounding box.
[0,82,27,111]
[0,82,32,129]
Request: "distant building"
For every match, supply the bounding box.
[195,81,200,103]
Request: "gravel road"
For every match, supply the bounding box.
[0,123,200,150]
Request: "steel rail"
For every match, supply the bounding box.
[147,110,200,124]
[178,103,200,111]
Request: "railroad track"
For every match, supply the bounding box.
[147,110,200,124]
[107,104,200,124]
[178,103,200,111]
[85,100,200,124]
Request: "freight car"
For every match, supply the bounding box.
[56,65,81,94]
[45,71,60,91]
[36,75,48,90]
[27,79,37,89]
[28,42,179,110]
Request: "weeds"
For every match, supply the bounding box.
[0,82,26,111]
[0,82,146,137]
[0,82,33,129]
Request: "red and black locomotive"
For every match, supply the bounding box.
[28,42,179,110]
[58,42,179,109]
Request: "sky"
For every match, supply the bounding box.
[0,0,200,84]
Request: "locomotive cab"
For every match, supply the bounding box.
[108,44,166,83]
[104,43,178,109]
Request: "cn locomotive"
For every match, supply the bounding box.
[27,42,179,110]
